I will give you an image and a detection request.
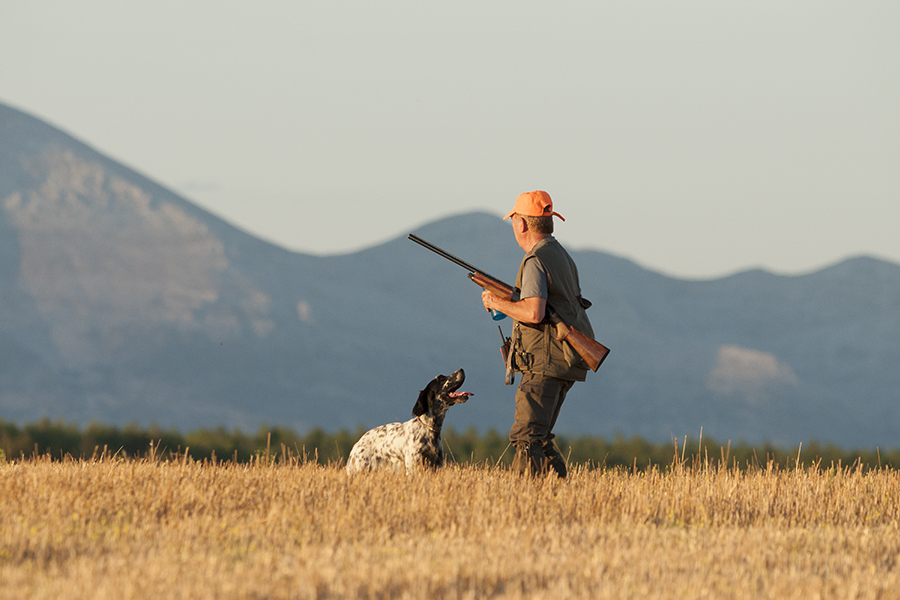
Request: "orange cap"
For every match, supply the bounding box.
[503,190,565,221]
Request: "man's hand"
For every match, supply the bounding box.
[481,290,501,313]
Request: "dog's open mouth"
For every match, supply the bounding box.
[443,368,470,403]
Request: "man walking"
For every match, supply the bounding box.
[481,191,594,477]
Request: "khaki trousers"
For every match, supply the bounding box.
[509,373,574,477]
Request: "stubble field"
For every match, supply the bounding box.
[1,452,899,600]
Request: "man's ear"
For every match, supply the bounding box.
[513,215,528,234]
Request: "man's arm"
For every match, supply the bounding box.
[481,255,548,323]
[481,292,546,324]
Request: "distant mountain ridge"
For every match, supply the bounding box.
[2,102,899,447]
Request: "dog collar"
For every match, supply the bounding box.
[416,416,437,432]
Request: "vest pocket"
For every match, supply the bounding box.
[514,350,534,371]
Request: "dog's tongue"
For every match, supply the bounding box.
[449,391,473,399]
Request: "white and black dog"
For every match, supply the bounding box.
[346,369,472,473]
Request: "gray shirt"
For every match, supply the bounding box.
[518,237,554,301]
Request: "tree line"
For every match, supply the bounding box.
[1,417,897,470]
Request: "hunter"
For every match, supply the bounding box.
[481,191,594,477]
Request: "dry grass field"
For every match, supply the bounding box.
[1,450,899,599]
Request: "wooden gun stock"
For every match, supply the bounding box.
[468,272,514,300]
[548,316,610,372]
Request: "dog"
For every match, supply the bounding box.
[346,369,472,473]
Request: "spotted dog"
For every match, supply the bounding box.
[346,369,472,473]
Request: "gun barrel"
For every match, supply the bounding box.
[408,234,480,274]
[409,234,514,291]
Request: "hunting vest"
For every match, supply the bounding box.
[511,238,594,382]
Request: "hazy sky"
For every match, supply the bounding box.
[2,1,898,279]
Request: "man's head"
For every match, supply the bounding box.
[504,190,564,234]
[504,190,562,239]
[504,190,563,251]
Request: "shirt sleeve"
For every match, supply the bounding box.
[518,256,549,300]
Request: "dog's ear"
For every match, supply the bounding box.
[412,388,429,417]
[412,375,443,417]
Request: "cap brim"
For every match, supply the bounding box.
[504,210,565,221]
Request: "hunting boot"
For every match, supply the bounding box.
[512,443,549,477]
[541,440,567,478]
[511,444,529,476]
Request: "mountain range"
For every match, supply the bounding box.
[1,101,898,448]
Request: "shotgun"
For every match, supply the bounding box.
[408,234,610,372]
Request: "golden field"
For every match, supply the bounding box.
[1,452,899,599]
